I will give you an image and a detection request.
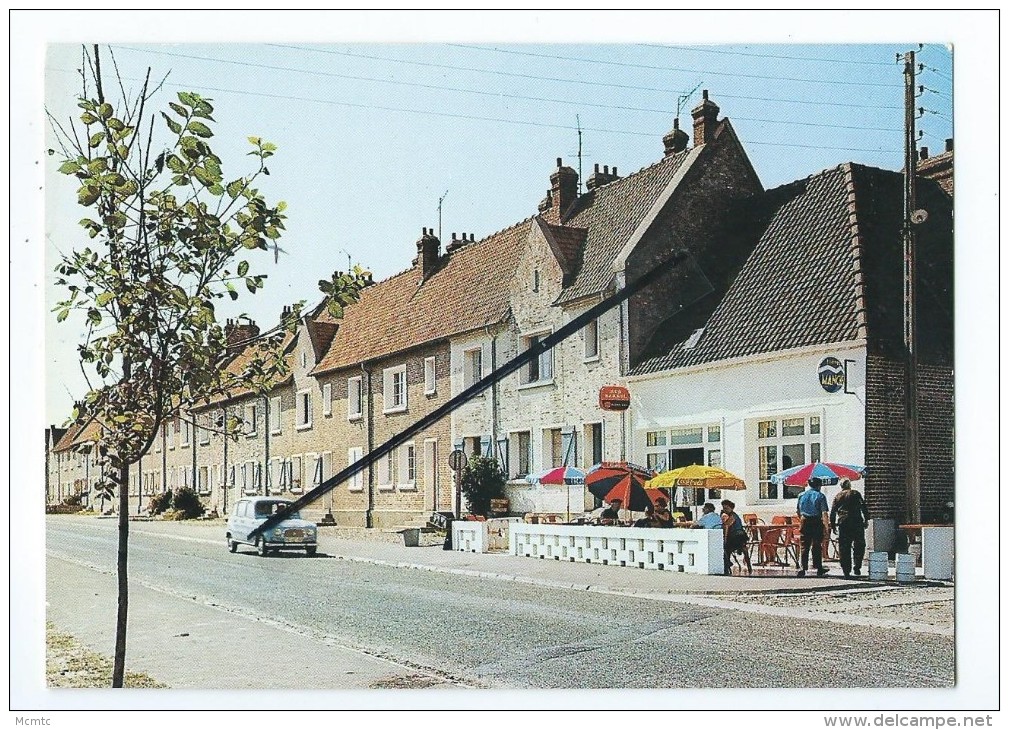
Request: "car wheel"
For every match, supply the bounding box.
[305,546,317,557]
[227,537,237,553]
[257,538,269,557]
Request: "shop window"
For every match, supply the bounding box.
[707,425,721,443]
[670,427,703,445]
[756,415,821,500]
[646,431,667,447]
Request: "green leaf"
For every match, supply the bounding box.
[56,309,69,323]
[162,113,183,135]
[87,308,101,325]
[58,161,81,174]
[96,291,114,307]
[177,91,197,107]
[192,166,215,187]
[226,179,244,198]
[169,101,189,118]
[261,142,277,153]
[79,111,98,125]
[166,155,185,173]
[208,183,225,196]
[77,185,100,206]
[89,132,105,148]
[237,260,249,277]
[225,282,238,301]
[247,136,261,146]
[97,103,113,120]
[188,121,213,138]
[246,277,257,293]
[107,118,125,131]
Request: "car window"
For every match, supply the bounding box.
[254,500,289,518]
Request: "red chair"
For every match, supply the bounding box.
[757,526,788,565]
[771,515,788,526]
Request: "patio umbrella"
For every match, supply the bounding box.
[585,462,656,513]
[525,466,586,484]
[646,464,746,490]
[770,461,866,487]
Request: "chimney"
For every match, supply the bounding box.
[544,157,579,224]
[447,232,473,254]
[919,147,929,160]
[225,318,260,355]
[586,163,621,191]
[662,117,689,156]
[945,138,953,153]
[691,90,720,147]
[416,227,441,282]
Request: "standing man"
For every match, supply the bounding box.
[830,479,870,577]
[796,477,830,577]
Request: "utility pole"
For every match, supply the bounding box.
[902,50,921,524]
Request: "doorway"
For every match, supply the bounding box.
[667,447,705,506]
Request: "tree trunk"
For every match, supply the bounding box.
[112,463,130,687]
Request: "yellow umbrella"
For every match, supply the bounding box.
[646,464,746,490]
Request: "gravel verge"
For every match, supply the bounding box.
[46,622,168,688]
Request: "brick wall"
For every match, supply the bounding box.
[864,354,954,522]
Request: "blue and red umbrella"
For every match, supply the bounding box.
[770,461,866,487]
[526,466,586,485]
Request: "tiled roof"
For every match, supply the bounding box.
[312,219,529,374]
[631,163,869,374]
[542,222,587,277]
[196,329,297,408]
[556,150,692,304]
[69,417,102,447]
[53,422,83,452]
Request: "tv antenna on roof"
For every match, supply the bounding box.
[438,190,449,243]
[676,82,703,119]
[576,114,583,193]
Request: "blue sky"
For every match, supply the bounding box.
[34,13,956,425]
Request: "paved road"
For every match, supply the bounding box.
[45,517,954,690]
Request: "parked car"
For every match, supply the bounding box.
[226,497,318,556]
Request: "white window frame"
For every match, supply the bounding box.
[198,465,210,495]
[383,365,408,414]
[296,389,313,430]
[348,447,363,491]
[348,376,363,420]
[198,414,210,446]
[519,330,554,386]
[290,455,303,493]
[583,318,599,361]
[269,396,282,435]
[398,442,417,490]
[269,457,282,494]
[244,403,258,437]
[463,347,483,389]
[377,450,395,490]
[424,356,437,395]
[321,451,332,486]
[756,414,822,502]
[322,383,332,417]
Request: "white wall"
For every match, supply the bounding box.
[628,344,867,513]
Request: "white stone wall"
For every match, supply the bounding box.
[628,343,867,516]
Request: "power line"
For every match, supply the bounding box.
[48,65,904,156]
[109,45,906,132]
[447,43,898,88]
[638,42,894,67]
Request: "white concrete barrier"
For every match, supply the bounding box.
[452,518,523,553]
[922,526,954,581]
[509,523,724,575]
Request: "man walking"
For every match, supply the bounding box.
[830,479,870,577]
[796,477,830,577]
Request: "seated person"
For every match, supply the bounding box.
[599,498,623,525]
[634,505,661,528]
[652,497,675,527]
[693,502,723,529]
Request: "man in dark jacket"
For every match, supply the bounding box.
[830,479,870,577]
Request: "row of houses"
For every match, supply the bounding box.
[47,92,955,539]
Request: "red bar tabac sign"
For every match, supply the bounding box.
[599,385,631,411]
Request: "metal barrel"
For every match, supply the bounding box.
[868,551,889,580]
[895,552,916,583]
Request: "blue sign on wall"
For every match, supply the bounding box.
[818,357,845,393]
